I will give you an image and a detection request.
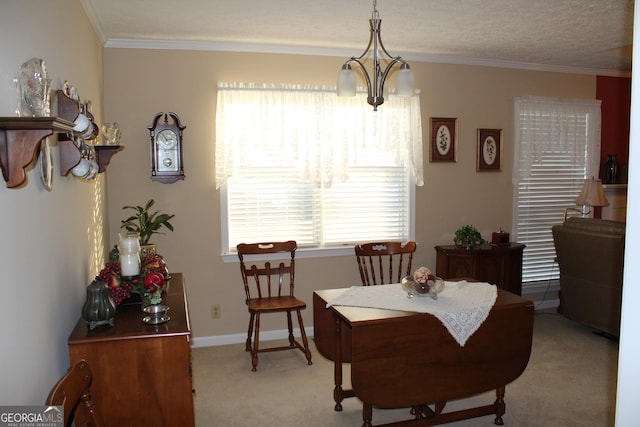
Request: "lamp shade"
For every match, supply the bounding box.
[337,66,356,97]
[575,178,609,207]
[395,65,414,97]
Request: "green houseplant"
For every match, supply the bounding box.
[120,199,175,246]
[453,224,485,250]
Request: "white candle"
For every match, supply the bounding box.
[120,253,140,276]
[119,234,140,277]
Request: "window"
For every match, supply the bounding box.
[216,83,423,257]
[512,97,601,283]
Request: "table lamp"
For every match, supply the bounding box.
[564,178,609,220]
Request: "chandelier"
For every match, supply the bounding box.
[337,0,414,111]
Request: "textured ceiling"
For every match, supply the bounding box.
[82,0,634,75]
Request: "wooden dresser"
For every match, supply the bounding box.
[435,243,525,295]
[601,184,627,222]
[68,273,194,426]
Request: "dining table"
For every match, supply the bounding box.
[313,281,534,427]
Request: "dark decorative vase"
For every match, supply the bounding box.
[604,154,618,184]
[82,278,117,330]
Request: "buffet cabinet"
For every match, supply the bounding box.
[601,184,627,222]
[68,273,194,426]
[435,243,525,295]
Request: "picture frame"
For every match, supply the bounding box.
[430,117,457,162]
[477,128,502,172]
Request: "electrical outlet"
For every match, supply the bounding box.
[211,304,221,319]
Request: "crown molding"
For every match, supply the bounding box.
[80,0,107,44]
[103,38,631,78]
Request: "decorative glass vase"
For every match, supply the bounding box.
[15,58,51,117]
[401,276,445,300]
[604,154,618,184]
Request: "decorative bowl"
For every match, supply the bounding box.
[401,276,445,300]
[142,304,170,324]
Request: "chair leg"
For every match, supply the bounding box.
[296,309,313,365]
[246,312,255,352]
[286,310,295,347]
[251,313,261,372]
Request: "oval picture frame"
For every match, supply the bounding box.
[477,128,502,172]
[430,117,457,162]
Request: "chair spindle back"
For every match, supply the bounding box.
[238,241,296,302]
[355,241,417,285]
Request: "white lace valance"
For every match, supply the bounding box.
[513,96,602,184]
[215,82,423,189]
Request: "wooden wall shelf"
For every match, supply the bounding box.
[0,92,124,188]
[56,90,79,123]
[0,117,74,188]
[59,139,82,176]
[94,145,124,173]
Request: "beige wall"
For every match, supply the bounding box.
[0,0,105,404]
[103,48,595,341]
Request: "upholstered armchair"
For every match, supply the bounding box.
[552,217,625,337]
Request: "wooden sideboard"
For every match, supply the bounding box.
[601,184,627,222]
[68,273,194,426]
[435,243,525,295]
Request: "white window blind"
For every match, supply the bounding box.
[512,97,601,283]
[216,83,422,255]
[225,166,410,249]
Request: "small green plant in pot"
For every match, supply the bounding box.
[453,224,485,250]
[121,199,175,246]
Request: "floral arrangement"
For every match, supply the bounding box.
[404,266,445,299]
[98,253,170,306]
[412,266,435,284]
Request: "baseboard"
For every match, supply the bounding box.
[522,280,560,311]
[192,326,315,348]
[533,298,560,310]
[193,284,560,348]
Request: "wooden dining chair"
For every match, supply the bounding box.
[355,241,417,285]
[46,359,100,427]
[237,240,313,372]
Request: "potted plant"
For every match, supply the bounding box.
[121,199,175,255]
[453,224,485,250]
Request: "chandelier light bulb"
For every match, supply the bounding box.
[337,65,357,97]
[395,64,415,97]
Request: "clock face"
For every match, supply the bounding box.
[156,129,178,149]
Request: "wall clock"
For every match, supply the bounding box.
[148,112,186,183]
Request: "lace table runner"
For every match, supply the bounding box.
[326,280,497,346]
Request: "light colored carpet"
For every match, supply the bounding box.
[192,311,618,426]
